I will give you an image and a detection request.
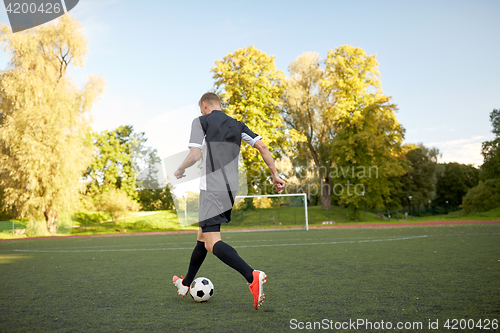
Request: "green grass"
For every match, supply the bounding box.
[0,211,198,239]
[1,223,499,332]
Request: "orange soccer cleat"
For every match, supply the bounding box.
[248,270,267,309]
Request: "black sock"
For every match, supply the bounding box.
[212,240,254,283]
[182,241,207,286]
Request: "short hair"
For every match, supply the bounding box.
[198,92,221,107]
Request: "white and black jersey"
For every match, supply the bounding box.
[188,110,261,226]
[188,110,261,192]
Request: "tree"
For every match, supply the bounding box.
[434,162,479,207]
[84,125,159,201]
[282,47,406,214]
[136,145,163,190]
[211,46,288,194]
[323,46,406,216]
[137,185,174,211]
[480,109,500,180]
[397,144,440,209]
[282,52,333,209]
[0,16,104,233]
[462,178,500,213]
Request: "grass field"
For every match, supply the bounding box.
[1,223,499,332]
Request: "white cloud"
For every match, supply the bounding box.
[427,136,485,166]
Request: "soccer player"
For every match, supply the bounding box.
[172,92,285,309]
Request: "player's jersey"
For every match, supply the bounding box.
[188,110,261,193]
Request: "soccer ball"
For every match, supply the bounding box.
[190,277,214,302]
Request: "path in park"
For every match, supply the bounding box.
[2,220,499,241]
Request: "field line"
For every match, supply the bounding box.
[3,231,500,253]
[1,235,415,251]
[10,235,429,253]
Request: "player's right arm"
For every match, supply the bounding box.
[174,147,201,179]
[175,118,204,179]
[254,140,286,193]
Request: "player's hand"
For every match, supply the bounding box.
[174,168,186,179]
[273,177,286,193]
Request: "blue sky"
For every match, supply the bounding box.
[0,0,499,166]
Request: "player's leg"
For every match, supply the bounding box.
[173,228,208,297]
[202,225,254,283]
[203,225,267,309]
[184,228,209,286]
[196,191,267,309]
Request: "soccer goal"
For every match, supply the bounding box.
[230,193,309,231]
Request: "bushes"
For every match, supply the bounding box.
[73,211,112,226]
[96,189,141,222]
[462,179,500,213]
[138,187,174,211]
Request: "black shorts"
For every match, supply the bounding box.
[201,224,221,233]
[198,190,232,229]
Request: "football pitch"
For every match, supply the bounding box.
[1,223,499,332]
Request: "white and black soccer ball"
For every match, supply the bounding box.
[190,277,214,302]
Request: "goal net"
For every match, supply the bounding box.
[163,150,308,231]
[229,193,309,231]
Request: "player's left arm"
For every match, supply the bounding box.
[174,147,201,179]
[254,140,286,193]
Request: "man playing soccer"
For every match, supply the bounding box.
[172,92,285,309]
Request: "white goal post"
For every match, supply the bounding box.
[234,193,309,231]
[181,192,309,230]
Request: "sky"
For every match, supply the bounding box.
[0,0,499,167]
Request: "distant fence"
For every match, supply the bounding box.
[306,205,462,223]
[0,214,177,237]
[0,221,16,235]
[0,220,78,237]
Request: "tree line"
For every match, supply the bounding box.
[0,16,498,233]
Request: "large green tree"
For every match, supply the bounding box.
[480,109,500,180]
[84,125,159,201]
[324,46,406,216]
[0,16,104,233]
[211,46,288,194]
[434,162,479,207]
[282,47,406,214]
[282,52,333,209]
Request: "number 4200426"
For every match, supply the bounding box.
[444,319,498,330]
[5,2,62,14]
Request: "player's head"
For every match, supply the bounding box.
[199,92,222,115]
